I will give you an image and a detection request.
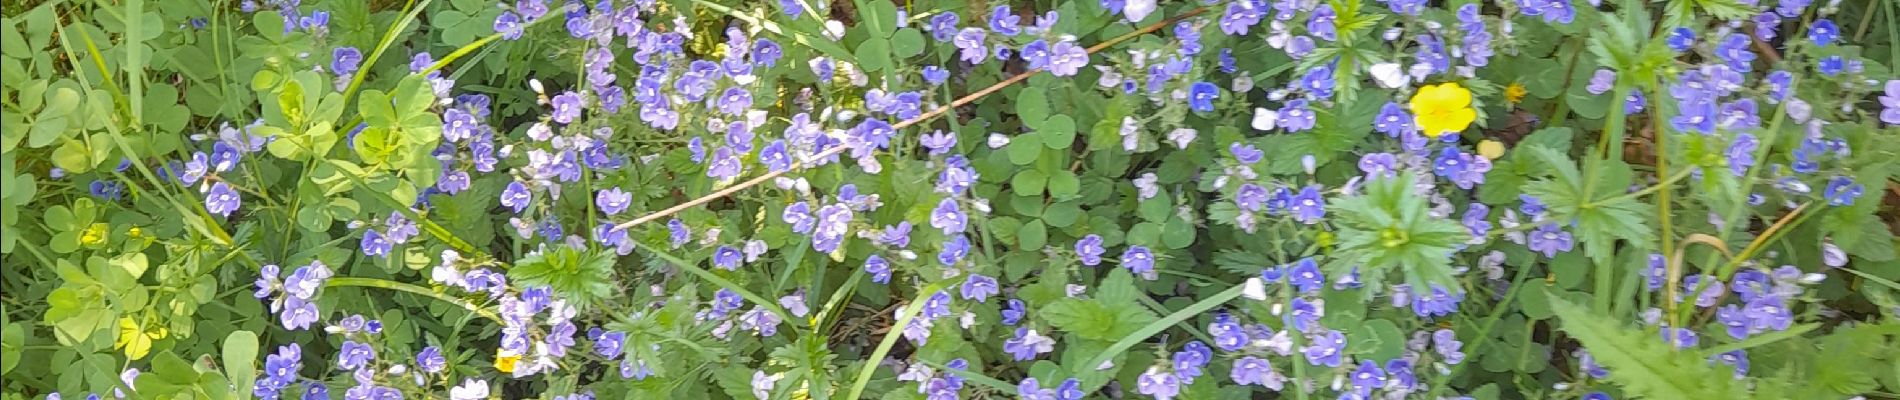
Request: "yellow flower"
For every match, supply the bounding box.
[1410,82,1477,138]
[1503,82,1528,105]
[80,223,109,247]
[115,316,168,360]
[494,351,521,373]
[1477,140,1506,159]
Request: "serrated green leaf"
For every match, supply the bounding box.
[1550,296,1751,399]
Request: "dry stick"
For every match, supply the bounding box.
[613,7,1212,232]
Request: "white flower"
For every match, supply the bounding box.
[1369,62,1407,89]
[1167,128,1197,149]
[1123,0,1157,22]
[1242,277,1268,301]
[988,133,1011,149]
[450,379,489,400]
[1823,241,1848,267]
[1251,108,1280,131]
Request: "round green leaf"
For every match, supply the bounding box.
[1017,90,1050,126]
[1012,170,1049,196]
[1007,134,1045,165]
[1019,220,1049,250]
[1040,115,1077,149]
[1047,170,1081,199]
[891,28,926,57]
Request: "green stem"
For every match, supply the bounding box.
[1428,259,1537,398]
[841,281,953,400]
[325,277,499,322]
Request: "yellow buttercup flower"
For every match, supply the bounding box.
[1410,82,1477,138]
[80,223,109,247]
[1477,140,1506,159]
[494,351,521,373]
[115,316,168,360]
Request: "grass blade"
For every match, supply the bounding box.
[841,280,954,400]
[1080,283,1245,391]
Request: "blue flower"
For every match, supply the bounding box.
[550,91,584,124]
[960,274,998,302]
[1188,81,1219,112]
[713,246,743,270]
[1046,40,1091,76]
[1003,328,1055,360]
[1528,224,1573,257]
[1287,185,1325,223]
[1136,368,1181,400]
[595,187,632,215]
[1350,360,1385,391]
[812,204,852,253]
[337,340,375,370]
[1303,329,1347,367]
[1288,258,1323,293]
[495,11,524,39]
[360,229,391,257]
[331,47,363,75]
[989,5,1021,35]
[416,346,447,373]
[1809,18,1842,46]
[1308,5,1337,41]
[863,255,891,284]
[205,182,242,217]
[1076,234,1106,266]
[1230,356,1277,387]
[500,181,532,214]
[1373,102,1416,137]
[1715,34,1756,72]
[1824,177,1864,206]
[1818,55,1845,75]
[1121,245,1157,279]
[1672,26,1702,51]
[939,234,971,266]
[1278,99,1316,132]
[1002,299,1026,325]
[930,198,966,234]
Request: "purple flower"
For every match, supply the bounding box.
[1661,326,1699,348]
[864,255,891,284]
[1754,12,1781,41]
[1237,183,1272,212]
[1374,102,1415,137]
[595,331,626,359]
[1528,224,1573,257]
[1308,5,1337,41]
[961,274,999,302]
[1744,295,1792,332]
[930,198,966,234]
[929,12,960,41]
[1278,99,1316,132]
[1230,356,1278,387]
[337,340,375,370]
[1350,360,1385,390]
[1076,234,1106,266]
[1303,329,1347,367]
[812,204,852,253]
[989,5,1021,35]
[713,246,743,270]
[1121,245,1156,280]
[1824,177,1864,206]
[1288,258,1323,293]
[205,182,242,217]
[360,229,391,257]
[500,181,532,214]
[1288,297,1321,331]
[1004,328,1055,360]
[1188,81,1219,112]
[550,91,583,124]
[1810,19,1840,46]
[1587,69,1616,95]
[1667,27,1696,52]
[1136,368,1181,400]
[1221,1,1266,35]
[331,47,363,75]
[596,187,631,215]
[1287,185,1324,223]
[1002,299,1026,325]
[1715,34,1756,72]
[939,235,971,266]
[1047,40,1090,76]
[1879,80,1900,125]
[415,346,446,373]
[954,28,988,64]
[921,131,957,156]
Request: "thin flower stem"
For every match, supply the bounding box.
[612,6,1215,232]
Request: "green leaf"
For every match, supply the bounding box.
[1079,283,1245,391]
[222,331,260,398]
[855,37,892,72]
[1019,220,1048,250]
[1047,170,1080,199]
[1043,298,1157,341]
[1007,134,1045,165]
[1549,296,1750,399]
[890,28,926,57]
[1040,115,1077,149]
[509,245,616,306]
[1017,90,1050,127]
[1013,170,1048,196]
